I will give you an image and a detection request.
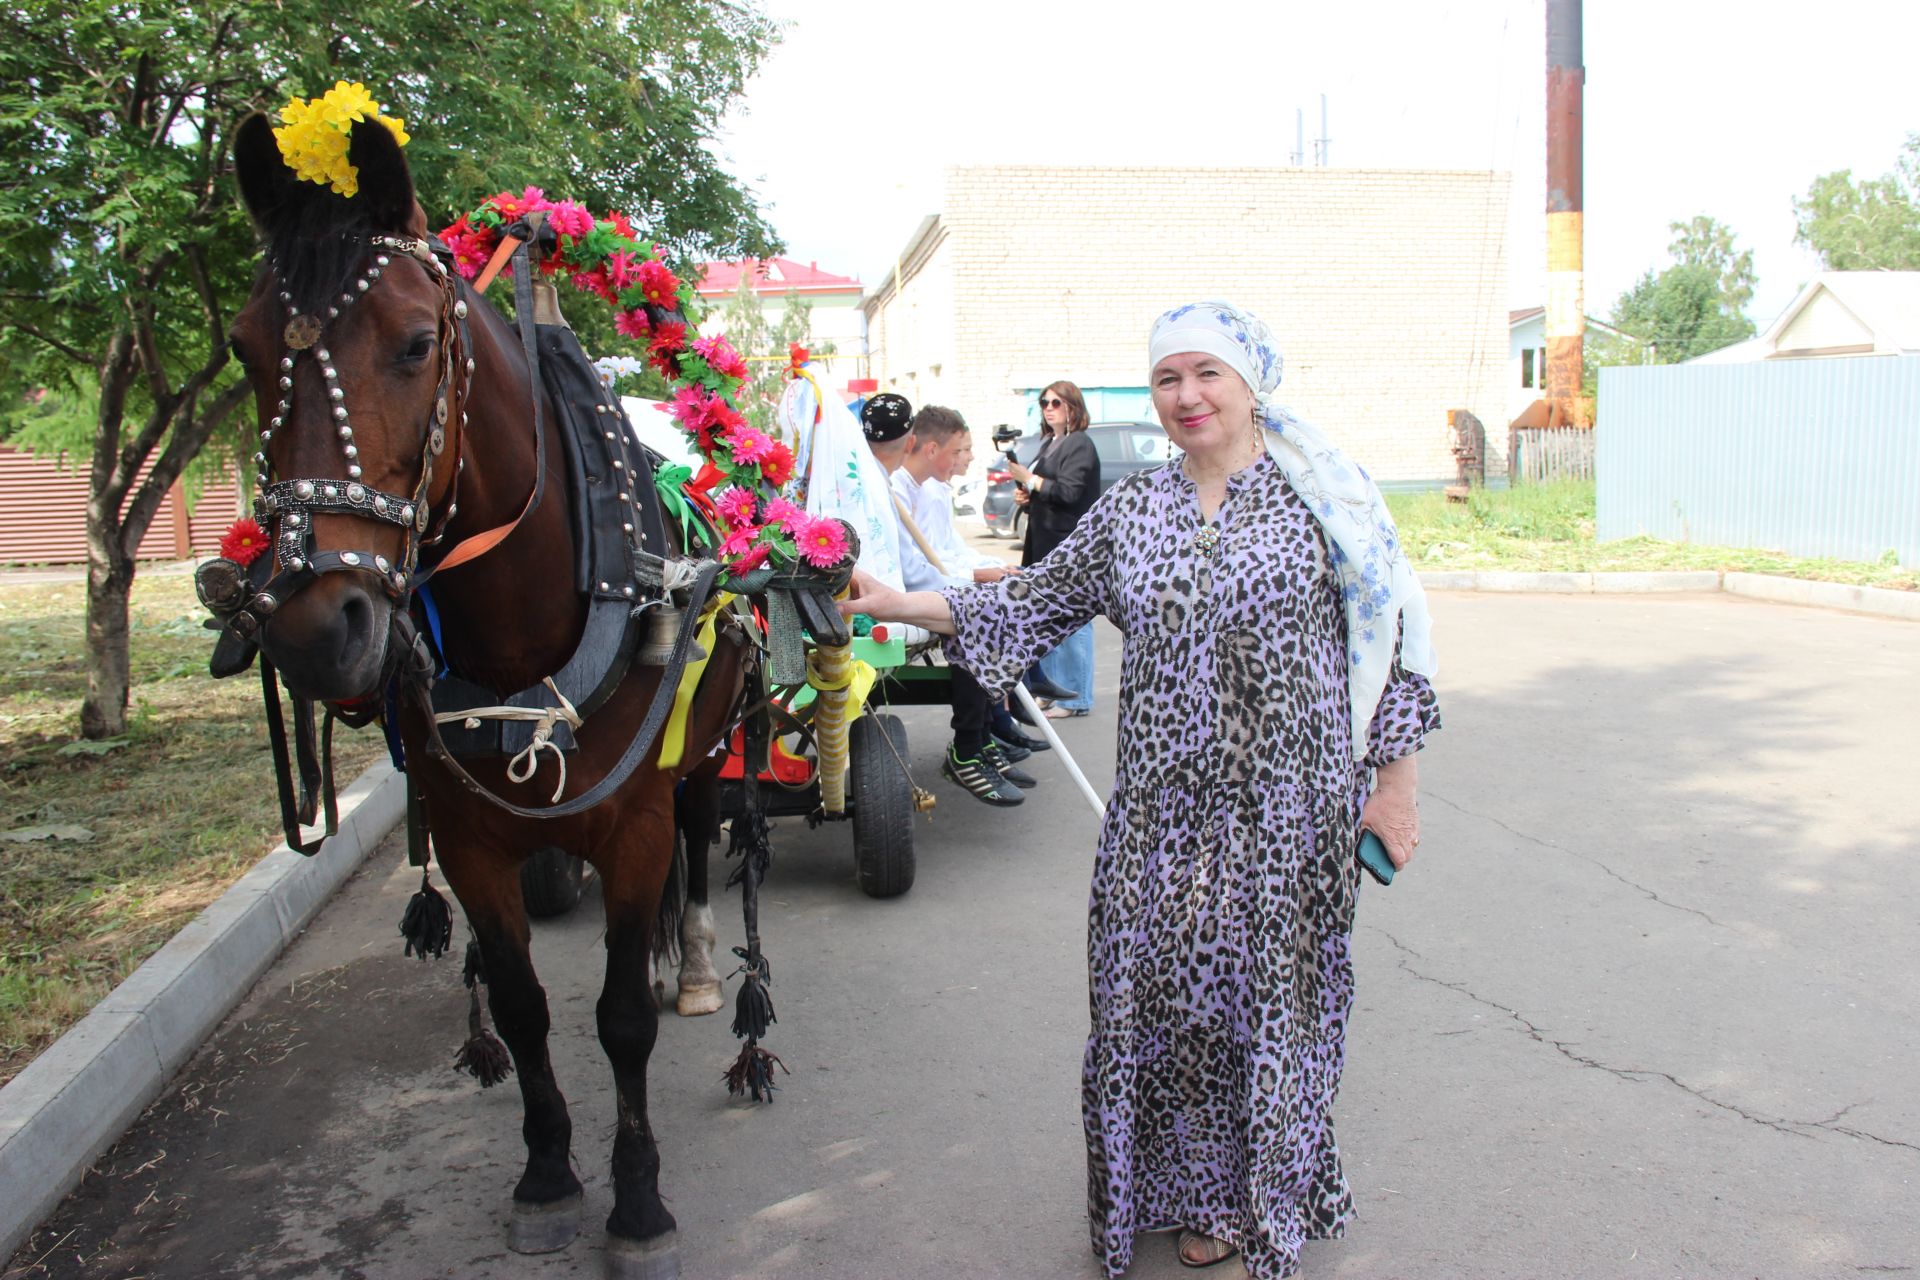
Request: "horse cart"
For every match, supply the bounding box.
[713,622,947,899]
[616,381,949,903]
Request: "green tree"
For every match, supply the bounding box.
[1599,218,1757,370]
[1793,135,1920,270]
[0,0,782,737]
[1668,215,1756,315]
[1605,264,1755,364]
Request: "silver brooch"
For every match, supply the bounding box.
[1193,525,1221,558]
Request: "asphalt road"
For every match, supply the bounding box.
[8,591,1918,1280]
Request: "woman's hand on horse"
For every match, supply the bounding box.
[1360,754,1421,869]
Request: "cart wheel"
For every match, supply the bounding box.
[522,846,585,918]
[850,713,915,899]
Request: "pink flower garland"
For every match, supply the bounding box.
[438,190,854,573]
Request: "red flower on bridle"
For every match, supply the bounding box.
[220,517,269,567]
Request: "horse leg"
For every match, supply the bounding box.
[596,823,681,1279]
[443,854,585,1254]
[673,767,725,1017]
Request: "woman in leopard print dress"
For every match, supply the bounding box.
[841,301,1440,1278]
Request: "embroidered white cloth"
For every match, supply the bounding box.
[1148,300,1439,758]
[781,366,904,589]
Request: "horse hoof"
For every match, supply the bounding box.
[509,1192,582,1254]
[606,1229,679,1280]
[675,981,724,1017]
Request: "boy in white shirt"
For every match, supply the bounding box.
[860,397,1032,806]
[898,406,1011,586]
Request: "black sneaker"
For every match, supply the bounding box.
[989,734,1031,764]
[994,727,1049,754]
[981,740,1037,789]
[944,744,1025,806]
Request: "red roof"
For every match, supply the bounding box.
[696,257,863,298]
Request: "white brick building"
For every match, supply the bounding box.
[862,165,1512,484]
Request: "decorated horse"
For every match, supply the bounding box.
[196,85,858,1278]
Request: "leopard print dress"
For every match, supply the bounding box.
[941,451,1440,1279]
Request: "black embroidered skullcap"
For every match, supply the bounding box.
[861,392,914,442]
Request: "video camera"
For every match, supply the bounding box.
[991,424,1021,460]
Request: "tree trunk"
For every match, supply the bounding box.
[81,327,138,740]
[80,546,136,739]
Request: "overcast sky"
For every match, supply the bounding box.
[712,0,1919,329]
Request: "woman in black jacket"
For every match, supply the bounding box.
[1009,380,1099,717]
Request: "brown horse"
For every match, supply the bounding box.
[223,115,750,1277]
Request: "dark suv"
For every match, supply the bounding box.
[979,421,1177,539]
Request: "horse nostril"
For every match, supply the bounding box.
[337,591,374,664]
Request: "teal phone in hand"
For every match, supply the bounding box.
[1357,829,1396,886]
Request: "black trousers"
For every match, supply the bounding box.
[949,665,992,736]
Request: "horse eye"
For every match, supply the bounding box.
[401,333,436,363]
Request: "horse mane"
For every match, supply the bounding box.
[261,194,383,318]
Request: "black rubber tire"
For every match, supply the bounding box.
[849,713,915,899]
[521,846,585,918]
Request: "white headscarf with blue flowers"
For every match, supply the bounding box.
[1149,300,1438,759]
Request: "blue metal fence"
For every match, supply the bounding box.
[1597,358,1920,566]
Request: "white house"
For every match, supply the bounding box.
[1689,271,1920,363]
[1507,306,1644,424]
[694,257,872,394]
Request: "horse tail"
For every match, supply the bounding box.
[653,811,689,969]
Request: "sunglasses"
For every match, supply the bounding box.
[1039,397,1067,409]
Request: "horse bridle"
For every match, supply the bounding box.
[224,233,474,642]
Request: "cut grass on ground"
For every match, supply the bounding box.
[1386,481,1919,590]
[0,572,382,1086]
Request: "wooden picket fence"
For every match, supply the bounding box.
[1509,427,1594,484]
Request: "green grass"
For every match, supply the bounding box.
[0,573,382,1085]
[1387,481,1919,590]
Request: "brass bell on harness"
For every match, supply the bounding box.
[636,603,707,666]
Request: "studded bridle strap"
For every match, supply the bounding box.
[415,223,550,582]
[228,234,470,640]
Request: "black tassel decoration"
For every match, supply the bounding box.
[399,869,453,959]
[722,715,789,1102]
[729,945,776,1041]
[724,945,784,1101]
[454,940,513,1087]
[723,1040,788,1102]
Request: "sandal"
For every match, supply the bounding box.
[1177,1230,1239,1269]
[1043,705,1088,720]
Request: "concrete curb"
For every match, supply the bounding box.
[1722,571,1920,621]
[0,761,404,1262]
[1419,569,1918,619]
[1418,570,1723,594]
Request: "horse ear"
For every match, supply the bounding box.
[347,117,418,231]
[234,113,299,232]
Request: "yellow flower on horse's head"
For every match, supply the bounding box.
[272,80,408,199]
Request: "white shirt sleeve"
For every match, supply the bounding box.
[889,468,970,591]
[915,477,996,572]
